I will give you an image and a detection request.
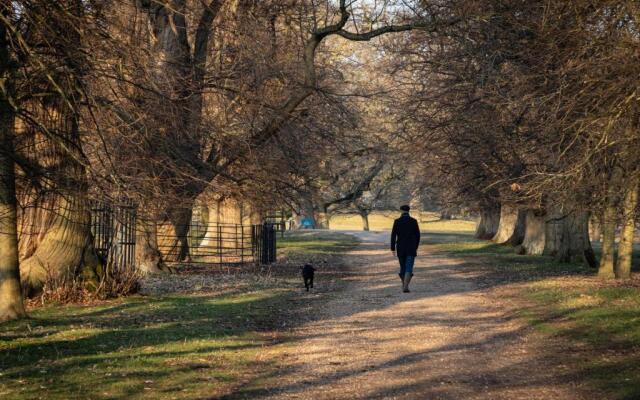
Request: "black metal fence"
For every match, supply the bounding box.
[90,202,137,272]
[90,202,277,270]
[252,223,277,264]
[264,210,289,238]
[158,221,277,266]
[160,222,256,265]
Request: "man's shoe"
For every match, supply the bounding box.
[403,273,412,292]
[403,288,410,293]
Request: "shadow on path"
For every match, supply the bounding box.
[219,230,598,400]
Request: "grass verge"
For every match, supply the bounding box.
[1,231,358,400]
[432,233,640,399]
[278,230,359,259]
[0,291,287,399]
[328,211,477,232]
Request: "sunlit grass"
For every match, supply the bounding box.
[0,232,361,400]
[436,235,640,399]
[0,292,287,399]
[278,231,359,255]
[328,211,477,233]
[524,281,640,399]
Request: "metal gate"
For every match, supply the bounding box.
[90,202,137,272]
[264,210,288,238]
[180,222,255,265]
[252,223,277,264]
[90,205,277,268]
[157,220,277,266]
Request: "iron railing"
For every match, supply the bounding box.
[252,223,277,264]
[155,220,277,266]
[90,203,277,270]
[90,201,137,272]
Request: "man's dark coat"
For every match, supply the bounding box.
[390,213,421,257]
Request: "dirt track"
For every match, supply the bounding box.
[236,231,592,400]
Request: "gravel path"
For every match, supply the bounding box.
[239,231,591,400]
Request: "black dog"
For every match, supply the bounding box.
[300,264,315,291]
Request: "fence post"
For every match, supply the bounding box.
[272,224,277,263]
[218,225,222,265]
[259,223,276,265]
[260,222,267,264]
[235,224,239,256]
[240,225,244,264]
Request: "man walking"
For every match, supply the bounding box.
[391,205,421,293]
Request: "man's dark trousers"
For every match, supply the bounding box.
[397,255,416,277]
[391,212,421,279]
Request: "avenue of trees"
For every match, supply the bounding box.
[392,0,639,278]
[0,0,455,321]
[1,0,639,322]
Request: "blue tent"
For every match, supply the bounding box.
[300,217,315,229]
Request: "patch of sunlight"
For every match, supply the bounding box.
[562,294,603,309]
[436,241,491,252]
[422,219,477,232]
[328,211,475,232]
[0,327,101,351]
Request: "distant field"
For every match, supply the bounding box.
[328,211,477,233]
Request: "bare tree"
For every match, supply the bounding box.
[0,2,25,321]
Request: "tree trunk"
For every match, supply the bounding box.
[542,213,563,257]
[615,175,638,279]
[599,181,619,279]
[409,191,422,213]
[156,208,192,263]
[198,200,221,262]
[17,99,102,293]
[134,3,211,265]
[475,206,500,240]
[0,46,26,320]
[7,4,103,295]
[219,198,242,251]
[521,210,546,255]
[241,202,262,225]
[218,198,242,224]
[538,207,597,268]
[590,214,602,243]
[555,211,597,268]
[20,195,102,294]
[0,172,25,321]
[360,212,370,231]
[294,197,317,229]
[492,205,526,246]
[135,217,166,274]
[316,212,330,229]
